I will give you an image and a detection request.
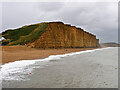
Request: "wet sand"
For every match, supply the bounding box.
[2,47,118,88]
[1,46,96,63]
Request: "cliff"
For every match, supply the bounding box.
[2,21,99,48]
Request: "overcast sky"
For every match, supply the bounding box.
[2,2,118,43]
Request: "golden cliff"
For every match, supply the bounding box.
[27,22,99,48]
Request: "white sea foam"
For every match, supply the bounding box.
[1,47,113,81]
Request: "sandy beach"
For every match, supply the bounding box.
[1,46,96,63]
[2,47,118,88]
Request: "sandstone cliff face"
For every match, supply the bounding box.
[27,22,99,48]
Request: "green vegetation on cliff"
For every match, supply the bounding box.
[2,23,48,45]
[2,22,99,48]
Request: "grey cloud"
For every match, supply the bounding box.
[36,2,64,12]
[2,2,118,43]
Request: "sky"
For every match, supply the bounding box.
[1,1,118,43]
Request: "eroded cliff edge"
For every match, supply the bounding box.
[27,22,99,48]
[2,21,99,48]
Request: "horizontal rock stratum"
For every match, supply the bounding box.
[2,21,99,48]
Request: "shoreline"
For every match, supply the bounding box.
[2,47,118,88]
[1,45,98,64]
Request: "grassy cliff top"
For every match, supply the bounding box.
[2,23,48,46]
